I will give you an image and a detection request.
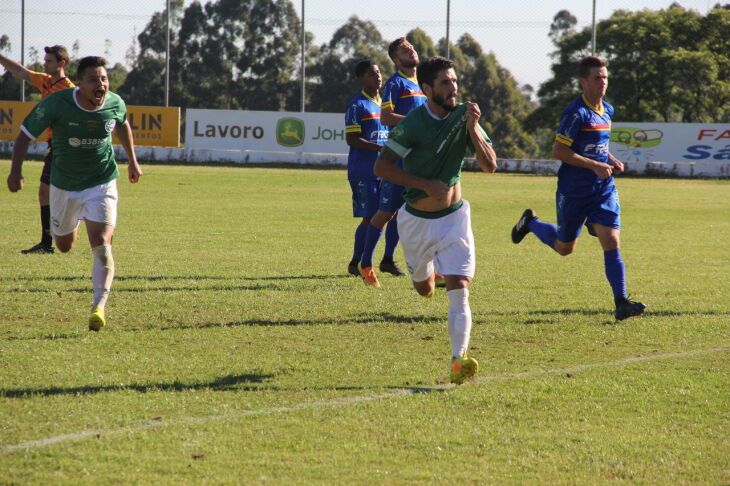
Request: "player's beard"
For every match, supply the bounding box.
[432,92,457,112]
[400,58,418,70]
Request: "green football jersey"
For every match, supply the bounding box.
[21,88,125,191]
[385,103,491,204]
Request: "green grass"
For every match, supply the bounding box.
[1,160,728,484]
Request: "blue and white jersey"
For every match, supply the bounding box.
[345,91,388,181]
[555,95,615,197]
[381,71,427,119]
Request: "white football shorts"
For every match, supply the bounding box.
[397,199,476,283]
[49,180,118,236]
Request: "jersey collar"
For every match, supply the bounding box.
[361,90,381,105]
[73,87,106,112]
[398,70,418,83]
[581,94,605,115]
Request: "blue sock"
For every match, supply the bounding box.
[360,223,383,268]
[351,223,367,264]
[604,248,627,304]
[528,218,558,248]
[383,219,399,259]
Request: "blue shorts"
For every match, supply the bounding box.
[556,187,621,242]
[350,179,380,218]
[379,179,405,212]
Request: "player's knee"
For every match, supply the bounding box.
[555,245,574,256]
[56,241,72,253]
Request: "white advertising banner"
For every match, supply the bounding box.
[611,123,730,164]
[185,109,347,153]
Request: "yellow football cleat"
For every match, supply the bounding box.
[89,307,106,332]
[450,356,478,385]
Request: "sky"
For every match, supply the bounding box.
[0,0,716,93]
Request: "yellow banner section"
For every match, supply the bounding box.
[0,101,180,147]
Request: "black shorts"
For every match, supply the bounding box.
[40,143,52,185]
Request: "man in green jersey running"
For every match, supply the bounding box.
[374,56,497,384]
[7,56,143,331]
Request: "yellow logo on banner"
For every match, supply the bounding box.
[0,101,180,147]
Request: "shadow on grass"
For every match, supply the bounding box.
[0,274,353,283]
[3,313,440,341]
[4,284,284,293]
[1,374,447,399]
[160,312,438,331]
[0,372,276,399]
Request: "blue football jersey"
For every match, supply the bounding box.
[555,95,615,197]
[381,71,427,118]
[345,91,388,181]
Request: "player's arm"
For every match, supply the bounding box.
[553,141,612,179]
[7,131,31,192]
[374,147,448,200]
[0,53,32,82]
[380,108,406,127]
[114,121,143,183]
[345,132,382,152]
[466,102,497,173]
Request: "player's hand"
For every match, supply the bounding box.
[611,158,625,174]
[128,162,142,183]
[593,163,613,179]
[465,102,481,129]
[7,173,24,192]
[424,179,450,200]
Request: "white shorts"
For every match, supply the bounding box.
[49,180,118,236]
[397,199,476,282]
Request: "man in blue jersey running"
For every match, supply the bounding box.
[511,56,645,321]
[345,60,388,280]
[358,37,427,287]
[375,56,497,384]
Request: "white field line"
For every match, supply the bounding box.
[2,345,728,454]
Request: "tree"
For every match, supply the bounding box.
[307,16,390,113]
[529,4,730,133]
[120,0,305,111]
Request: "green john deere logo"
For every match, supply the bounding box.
[276,118,305,147]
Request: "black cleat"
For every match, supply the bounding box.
[348,262,360,277]
[615,298,647,321]
[379,260,405,276]
[21,242,54,254]
[511,209,536,244]
[585,222,597,237]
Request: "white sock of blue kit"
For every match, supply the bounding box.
[447,287,472,358]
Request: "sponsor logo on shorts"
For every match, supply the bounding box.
[52,218,60,228]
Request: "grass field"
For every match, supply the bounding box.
[1,160,728,484]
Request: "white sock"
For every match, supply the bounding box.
[447,287,472,358]
[92,244,115,310]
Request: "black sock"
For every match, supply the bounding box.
[40,205,52,246]
[349,258,359,267]
[381,256,394,264]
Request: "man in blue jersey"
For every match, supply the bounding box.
[358,37,427,287]
[374,56,497,384]
[345,60,388,280]
[511,56,646,321]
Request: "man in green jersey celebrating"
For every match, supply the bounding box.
[374,56,497,384]
[7,56,143,331]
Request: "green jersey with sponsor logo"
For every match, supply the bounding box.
[385,102,491,204]
[21,88,124,191]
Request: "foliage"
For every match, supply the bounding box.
[307,16,391,113]
[528,4,730,133]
